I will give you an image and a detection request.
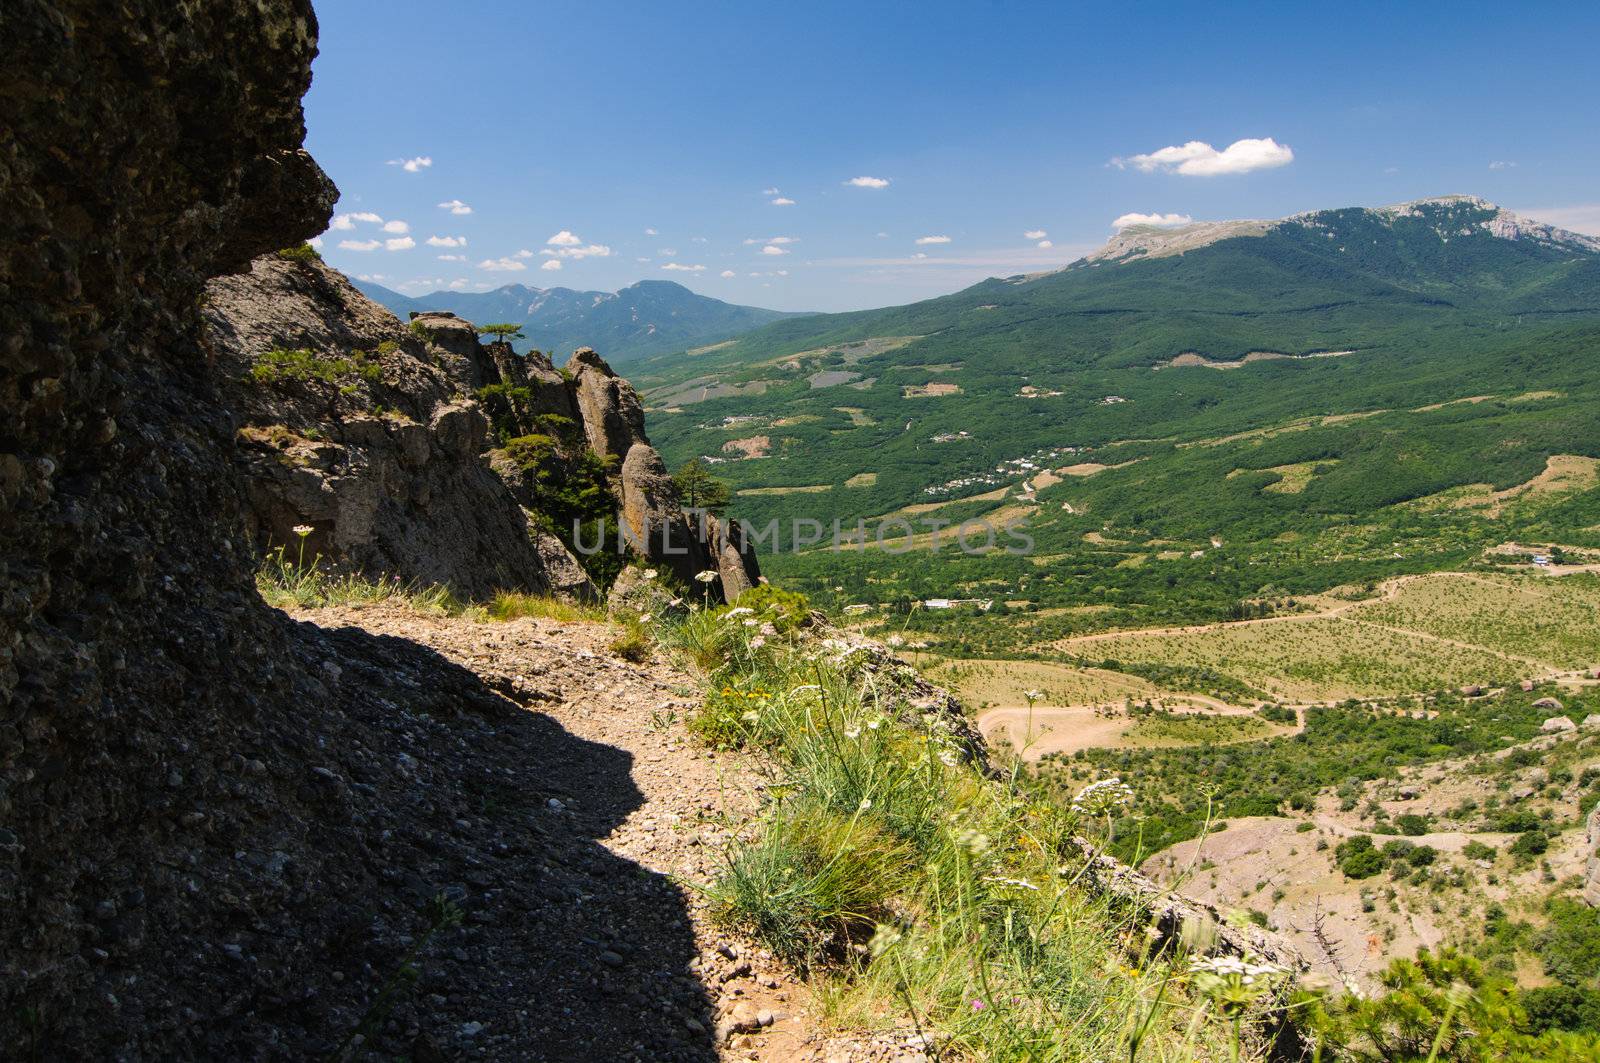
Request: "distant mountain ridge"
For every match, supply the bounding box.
[625,193,1600,555]
[1080,194,1600,268]
[632,194,1600,382]
[351,277,804,364]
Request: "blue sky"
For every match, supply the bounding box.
[305,0,1600,312]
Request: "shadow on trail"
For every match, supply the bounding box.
[272,618,719,1062]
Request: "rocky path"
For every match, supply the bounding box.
[297,604,924,1062]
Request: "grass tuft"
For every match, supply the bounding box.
[486,591,605,624]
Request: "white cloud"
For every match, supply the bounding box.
[744,235,797,245]
[644,227,659,235]
[911,252,928,260]
[762,187,781,196]
[382,219,409,234]
[448,279,470,289]
[915,235,951,245]
[388,156,433,172]
[514,249,535,258]
[760,244,789,256]
[1037,239,1053,248]
[339,239,381,251]
[720,269,736,278]
[384,236,416,251]
[540,241,612,260]
[479,257,528,272]
[1111,212,1195,230]
[426,235,467,247]
[771,196,796,206]
[876,231,889,238]
[846,176,890,189]
[437,254,466,262]
[660,262,705,272]
[546,230,583,247]
[1489,160,1517,170]
[1113,137,1293,176]
[659,248,677,256]
[1024,229,1048,240]
[437,199,473,215]
[355,273,386,282]
[541,258,563,271]
[308,235,323,248]
[331,211,383,231]
[635,256,652,263]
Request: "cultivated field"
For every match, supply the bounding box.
[1351,571,1600,669]
[1052,612,1519,702]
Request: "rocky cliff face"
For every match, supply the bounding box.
[2,0,349,1052]
[0,3,736,1056]
[204,254,563,599]
[201,255,760,604]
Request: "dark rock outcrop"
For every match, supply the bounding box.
[2,0,346,1051]
[0,5,726,1058]
[205,254,560,599]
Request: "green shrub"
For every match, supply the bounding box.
[1523,984,1600,1034]
[497,433,620,586]
[727,583,812,632]
[1337,835,1387,879]
[275,242,322,263]
[1395,812,1430,836]
[1537,898,1600,988]
[1299,947,1600,1059]
[1509,830,1549,859]
[249,347,382,386]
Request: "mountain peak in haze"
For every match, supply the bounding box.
[353,277,806,364]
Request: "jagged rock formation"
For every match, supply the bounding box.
[205,255,565,599]
[203,255,760,604]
